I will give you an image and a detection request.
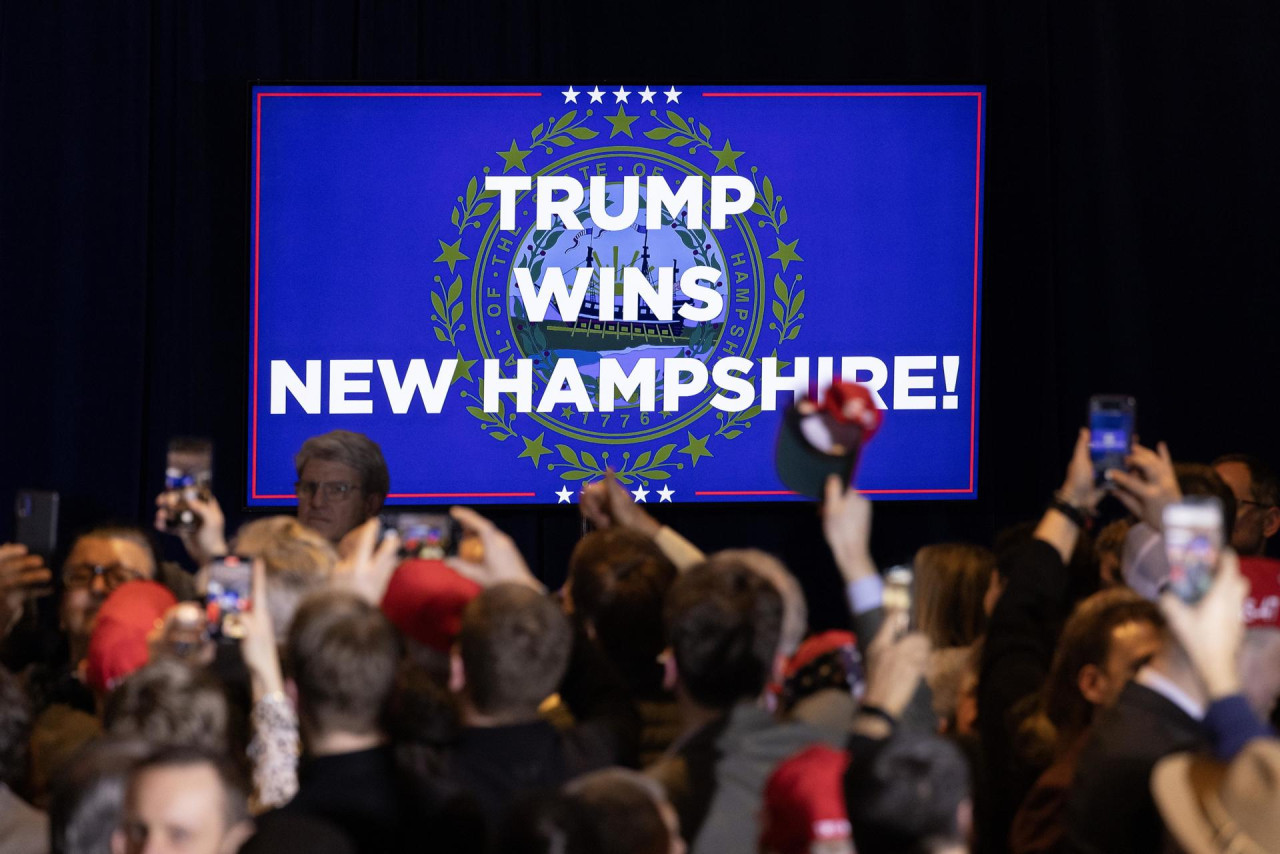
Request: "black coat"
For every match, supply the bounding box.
[1063,681,1205,854]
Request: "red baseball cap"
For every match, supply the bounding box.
[380,558,482,652]
[85,580,176,694]
[760,745,853,854]
[1240,557,1280,631]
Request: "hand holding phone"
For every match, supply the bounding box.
[882,566,914,639]
[1088,395,1136,487]
[205,555,252,640]
[162,438,213,533]
[391,513,459,560]
[1163,497,1224,605]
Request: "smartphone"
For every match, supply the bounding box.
[392,513,458,560]
[883,566,914,638]
[164,438,213,532]
[205,555,252,640]
[1163,497,1224,605]
[1088,395,1136,486]
[14,490,59,559]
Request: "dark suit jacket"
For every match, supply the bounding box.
[250,746,425,854]
[1064,681,1205,854]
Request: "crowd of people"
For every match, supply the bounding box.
[1,427,1278,854]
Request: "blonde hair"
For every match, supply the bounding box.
[912,543,996,650]
[232,516,337,643]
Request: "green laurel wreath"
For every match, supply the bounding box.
[434,105,806,478]
[431,274,466,344]
[548,443,684,483]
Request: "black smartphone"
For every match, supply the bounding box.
[1163,497,1224,605]
[205,555,252,640]
[14,490,59,560]
[391,513,459,560]
[164,438,214,532]
[1088,395,1136,486]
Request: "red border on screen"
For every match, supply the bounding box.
[250,89,983,501]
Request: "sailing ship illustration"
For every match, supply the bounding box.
[538,224,705,350]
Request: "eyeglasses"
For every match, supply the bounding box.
[64,563,149,590]
[294,480,360,501]
[1239,499,1276,512]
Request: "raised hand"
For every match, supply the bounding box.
[332,518,401,605]
[579,471,661,537]
[1159,548,1248,699]
[1109,441,1181,530]
[447,506,543,592]
[821,475,876,584]
[0,543,52,636]
[154,489,228,565]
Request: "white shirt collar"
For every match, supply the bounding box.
[1135,666,1206,721]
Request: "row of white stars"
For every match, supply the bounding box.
[562,85,681,105]
[555,484,674,503]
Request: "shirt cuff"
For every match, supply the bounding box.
[847,575,884,615]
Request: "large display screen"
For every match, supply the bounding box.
[248,84,985,505]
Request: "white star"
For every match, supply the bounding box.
[657,485,675,502]
[562,86,580,103]
[638,86,656,104]
[631,484,650,503]
[555,486,574,504]
[663,86,682,104]
[587,86,605,104]
[612,85,632,103]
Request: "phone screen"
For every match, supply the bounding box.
[1163,498,1224,604]
[166,438,213,490]
[1089,396,1135,485]
[205,555,252,639]
[393,513,457,560]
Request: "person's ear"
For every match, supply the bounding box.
[449,646,466,694]
[1263,506,1280,540]
[363,493,382,522]
[1078,663,1108,705]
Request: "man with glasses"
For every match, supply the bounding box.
[1213,453,1280,557]
[293,430,389,545]
[60,527,158,665]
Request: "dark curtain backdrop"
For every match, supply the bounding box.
[3,1,1278,628]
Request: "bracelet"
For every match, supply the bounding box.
[1049,491,1091,528]
[857,704,897,730]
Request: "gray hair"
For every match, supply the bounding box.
[294,430,390,502]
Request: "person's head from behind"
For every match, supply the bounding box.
[111,746,251,854]
[453,583,571,723]
[285,590,401,749]
[912,543,999,650]
[50,737,151,854]
[568,529,677,696]
[293,430,389,543]
[1041,588,1163,749]
[496,792,605,854]
[62,526,159,655]
[843,733,971,854]
[231,516,337,644]
[704,549,806,660]
[103,659,230,755]
[664,559,783,711]
[566,767,684,854]
[1214,454,1280,557]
